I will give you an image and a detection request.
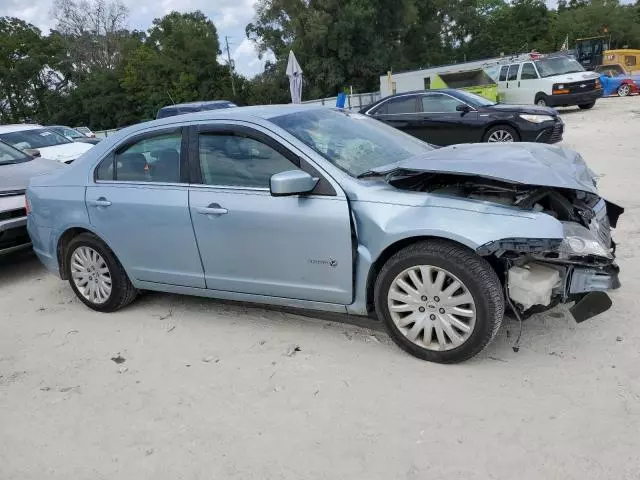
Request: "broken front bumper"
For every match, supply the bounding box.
[567,264,620,323]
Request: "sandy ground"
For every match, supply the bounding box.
[1,97,640,480]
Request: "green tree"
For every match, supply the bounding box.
[122,11,233,119]
[0,18,68,123]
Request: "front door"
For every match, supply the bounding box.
[188,124,353,304]
[87,128,205,288]
[516,62,540,104]
[418,93,480,145]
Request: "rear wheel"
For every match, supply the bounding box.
[374,240,505,363]
[617,84,631,97]
[483,125,519,143]
[65,233,137,312]
[579,102,595,110]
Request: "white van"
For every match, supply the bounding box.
[496,55,602,109]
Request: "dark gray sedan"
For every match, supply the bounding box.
[0,140,62,255]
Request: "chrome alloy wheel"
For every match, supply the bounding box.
[487,129,515,142]
[387,266,477,351]
[618,84,631,97]
[70,246,112,304]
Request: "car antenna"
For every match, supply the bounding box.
[167,91,176,105]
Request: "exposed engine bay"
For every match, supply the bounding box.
[389,171,624,323]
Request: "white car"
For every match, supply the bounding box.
[0,124,93,164]
[496,54,603,109]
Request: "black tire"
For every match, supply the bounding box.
[534,94,548,107]
[578,102,595,110]
[65,232,137,312]
[374,240,505,364]
[483,124,519,143]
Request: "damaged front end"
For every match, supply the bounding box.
[390,171,623,323]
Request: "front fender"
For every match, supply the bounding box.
[346,200,563,315]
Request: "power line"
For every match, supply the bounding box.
[225,35,236,96]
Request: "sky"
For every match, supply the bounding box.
[0,0,273,77]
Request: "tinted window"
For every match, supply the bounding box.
[198,134,297,188]
[520,63,538,80]
[499,66,509,81]
[421,94,464,113]
[507,64,519,81]
[97,132,181,183]
[424,77,431,89]
[625,56,637,67]
[385,97,418,114]
[271,109,433,177]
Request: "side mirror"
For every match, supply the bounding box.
[270,170,319,197]
[24,148,41,158]
[456,104,471,113]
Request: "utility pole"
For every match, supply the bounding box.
[225,36,236,96]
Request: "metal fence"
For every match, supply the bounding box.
[94,128,119,139]
[302,91,381,110]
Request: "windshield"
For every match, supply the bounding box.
[535,57,585,78]
[52,126,85,139]
[0,128,72,150]
[271,109,433,177]
[455,90,496,107]
[0,140,30,165]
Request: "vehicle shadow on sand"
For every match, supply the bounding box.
[0,250,46,287]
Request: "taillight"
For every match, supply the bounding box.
[25,196,31,215]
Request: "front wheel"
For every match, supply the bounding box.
[535,94,548,107]
[66,233,138,312]
[483,125,518,143]
[374,240,505,363]
[579,102,595,110]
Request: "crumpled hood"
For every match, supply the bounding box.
[38,142,93,163]
[0,158,64,193]
[373,143,598,194]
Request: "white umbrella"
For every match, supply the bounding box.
[286,50,303,104]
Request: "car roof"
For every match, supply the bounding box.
[380,89,460,98]
[160,100,234,109]
[143,104,331,129]
[0,124,45,133]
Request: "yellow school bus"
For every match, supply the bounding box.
[603,49,640,74]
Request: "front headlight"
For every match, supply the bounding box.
[559,222,612,259]
[519,114,555,123]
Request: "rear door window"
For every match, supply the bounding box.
[96,132,182,183]
[507,64,519,81]
[384,96,419,114]
[499,66,509,81]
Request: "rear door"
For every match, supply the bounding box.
[87,128,205,287]
[369,96,424,138]
[418,93,480,145]
[188,123,353,304]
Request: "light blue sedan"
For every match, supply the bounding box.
[27,106,622,363]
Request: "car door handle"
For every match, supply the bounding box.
[196,203,228,216]
[88,197,112,207]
